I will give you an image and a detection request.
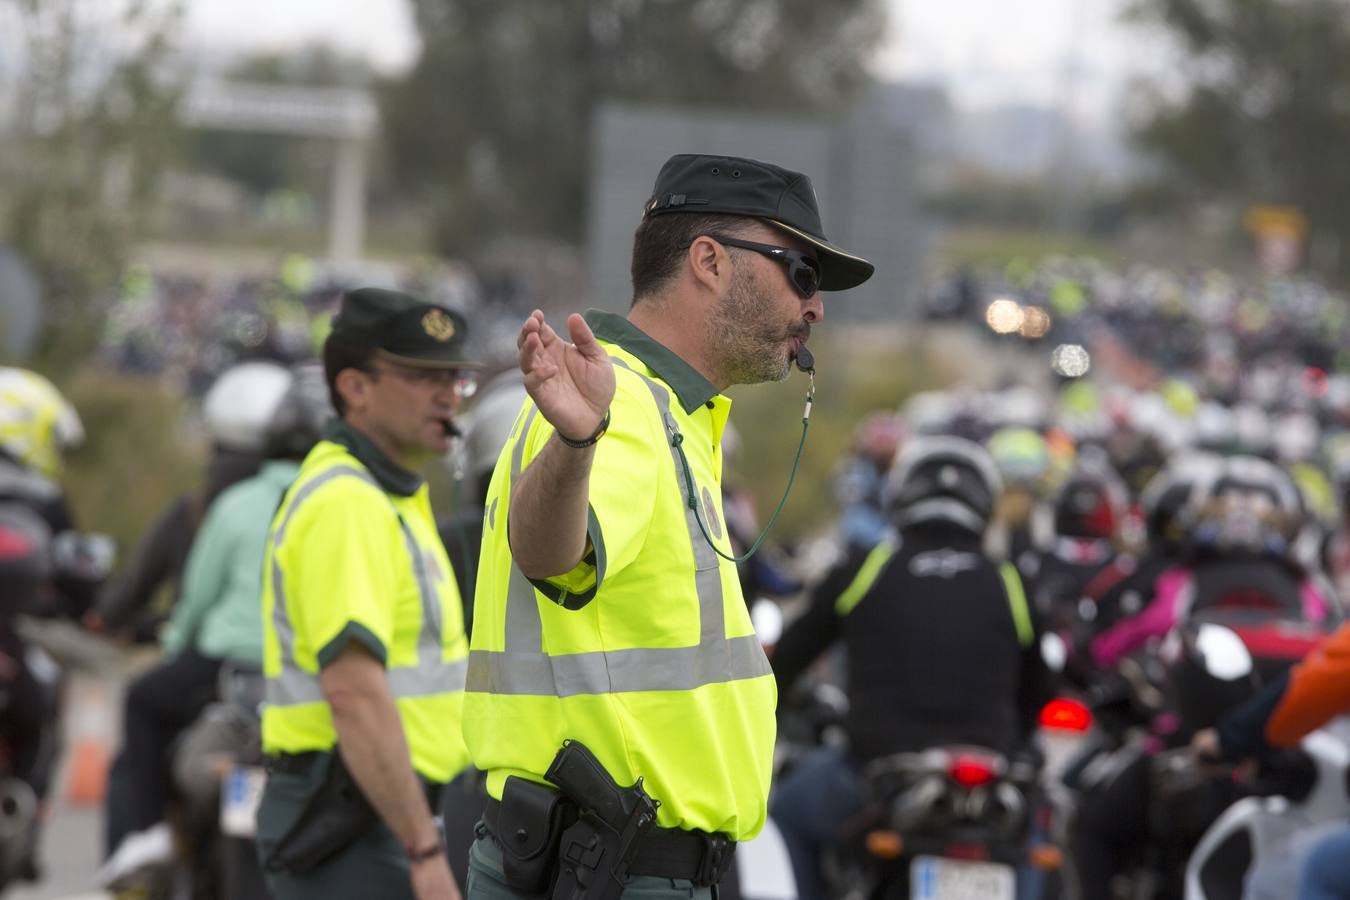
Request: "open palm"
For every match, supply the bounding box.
[517,310,615,442]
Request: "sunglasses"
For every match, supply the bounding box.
[368,364,479,400]
[703,235,821,299]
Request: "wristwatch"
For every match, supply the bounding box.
[557,409,611,449]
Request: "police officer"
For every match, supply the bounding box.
[255,288,477,900]
[462,154,874,899]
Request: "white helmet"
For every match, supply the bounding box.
[202,362,293,454]
[0,368,84,478]
[461,371,528,487]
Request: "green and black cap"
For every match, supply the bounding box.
[329,287,480,369]
[643,153,875,291]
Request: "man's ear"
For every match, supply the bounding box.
[335,368,369,414]
[687,235,730,296]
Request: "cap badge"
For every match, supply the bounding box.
[422,309,456,342]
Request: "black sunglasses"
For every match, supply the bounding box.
[702,235,821,299]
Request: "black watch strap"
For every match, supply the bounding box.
[557,409,611,449]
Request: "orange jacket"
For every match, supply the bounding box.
[1266,620,1350,746]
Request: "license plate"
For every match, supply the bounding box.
[911,855,1015,900]
[220,765,266,837]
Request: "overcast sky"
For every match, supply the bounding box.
[182,0,1157,126]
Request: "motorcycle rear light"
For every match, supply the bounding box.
[949,755,996,788]
[865,830,904,860]
[1039,697,1092,732]
[945,842,989,861]
[0,528,34,559]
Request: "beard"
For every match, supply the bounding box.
[705,262,800,386]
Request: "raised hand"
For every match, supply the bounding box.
[517,310,616,443]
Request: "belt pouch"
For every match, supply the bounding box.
[264,751,378,874]
[498,776,575,896]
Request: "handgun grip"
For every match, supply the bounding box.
[545,740,632,826]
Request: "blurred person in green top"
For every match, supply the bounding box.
[99,365,331,889]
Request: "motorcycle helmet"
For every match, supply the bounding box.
[986,426,1051,492]
[202,361,293,454]
[1138,452,1222,549]
[1188,455,1301,558]
[1050,454,1128,541]
[0,368,84,479]
[884,435,1002,535]
[459,371,528,503]
[262,363,333,460]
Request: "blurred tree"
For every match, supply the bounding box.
[0,0,183,366]
[382,0,886,254]
[185,44,375,197]
[1127,0,1350,272]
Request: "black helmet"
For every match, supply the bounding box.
[1051,456,1128,541]
[884,435,1002,535]
[1139,452,1222,548]
[0,503,52,617]
[263,364,333,460]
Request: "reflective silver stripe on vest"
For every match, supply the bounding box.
[394,512,469,695]
[267,463,466,707]
[466,362,771,697]
[504,407,544,653]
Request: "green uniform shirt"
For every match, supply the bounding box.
[463,309,776,841]
[261,421,470,784]
[162,460,300,666]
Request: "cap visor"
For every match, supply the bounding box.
[768,220,875,291]
[375,348,484,370]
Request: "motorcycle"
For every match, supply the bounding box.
[0,503,98,892]
[824,744,1046,900]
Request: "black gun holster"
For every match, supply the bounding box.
[495,776,578,896]
[263,751,379,875]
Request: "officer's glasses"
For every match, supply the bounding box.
[703,235,821,300]
[369,364,479,400]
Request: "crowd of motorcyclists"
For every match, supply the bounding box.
[8,256,1350,899]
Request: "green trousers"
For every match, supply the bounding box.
[254,767,415,900]
[466,822,714,900]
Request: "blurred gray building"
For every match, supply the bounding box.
[587,92,931,322]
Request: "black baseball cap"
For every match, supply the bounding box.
[643,153,875,291]
[329,287,480,369]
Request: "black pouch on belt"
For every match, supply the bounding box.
[497,776,576,896]
[264,751,379,875]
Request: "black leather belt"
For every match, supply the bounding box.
[265,751,446,809]
[483,797,735,887]
[265,750,325,776]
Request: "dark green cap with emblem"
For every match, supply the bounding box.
[643,153,875,292]
[329,287,480,369]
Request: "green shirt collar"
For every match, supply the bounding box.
[583,308,718,414]
[321,419,423,496]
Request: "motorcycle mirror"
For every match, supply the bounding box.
[750,598,784,648]
[1040,633,1068,673]
[1195,623,1254,681]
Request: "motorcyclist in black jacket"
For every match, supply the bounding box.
[770,435,1056,899]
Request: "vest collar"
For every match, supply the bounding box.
[322,419,422,496]
[583,309,718,415]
